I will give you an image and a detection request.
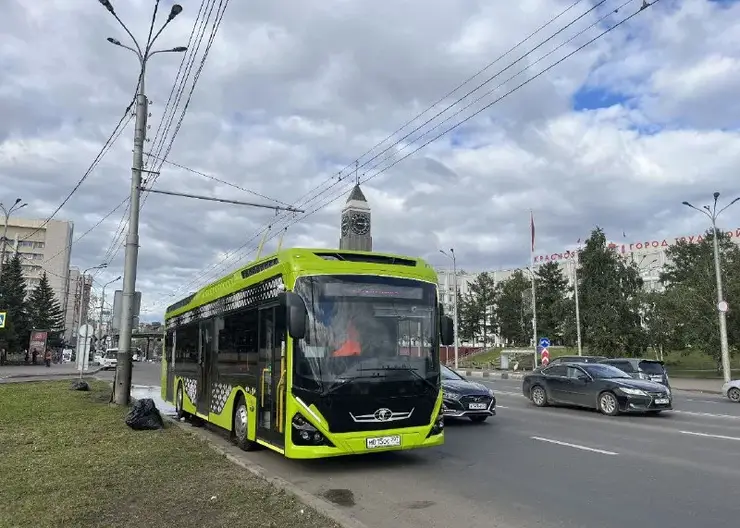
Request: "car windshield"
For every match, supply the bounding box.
[293,275,440,392]
[583,364,632,379]
[441,365,462,381]
[638,361,665,375]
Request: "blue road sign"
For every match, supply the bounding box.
[0,311,6,329]
[539,337,550,348]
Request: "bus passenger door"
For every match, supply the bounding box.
[257,306,285,447]
[197,320,213,416]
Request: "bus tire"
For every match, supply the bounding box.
[233,395,257,451]
[175,382,188,420]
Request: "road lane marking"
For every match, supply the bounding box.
[493,391,522,397]
[679,430,740,442]
[673,410,740,420]
[496,405,508,409]
[530,436,618,456]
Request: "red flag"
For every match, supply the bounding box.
[530,211,535,253]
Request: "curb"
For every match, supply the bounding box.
[163,415,368,528]
[2,367,102,380]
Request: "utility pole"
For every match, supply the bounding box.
[99,276,121,343]
[97,0,187,405]
[440,249,460,369]
[0,198,27,278]
[573,247,583,356]
[682,192,739,384]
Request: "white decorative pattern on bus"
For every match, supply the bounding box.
[183,377,197,403]
[210,382,233,414]
[167,275,284,327]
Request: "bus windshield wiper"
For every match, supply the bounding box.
[320,374,384,397]
[360,365,439,392]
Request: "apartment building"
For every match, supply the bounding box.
[0,216,75,339]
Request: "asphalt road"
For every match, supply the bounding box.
[123,364,740,528]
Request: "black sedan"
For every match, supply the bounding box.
[441,365,496,422]
[522,362,672,416]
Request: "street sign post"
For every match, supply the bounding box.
[539,337,550,366]
[0,311,6,329]
[76,324,94,373]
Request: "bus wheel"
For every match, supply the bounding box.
[233,397,257,451]
[175,383,188,420]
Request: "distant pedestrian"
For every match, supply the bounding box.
[44,349,52,368]
[32,348,38,365]
[24,349,29,364]
[0,348,6,366]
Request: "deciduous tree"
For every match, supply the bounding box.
[495,270,531,347]
[534,261,569,344]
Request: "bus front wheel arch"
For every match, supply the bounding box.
[232,394,258,451]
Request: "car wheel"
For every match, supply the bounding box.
[530,385,548,407]
[598,391,619,416]
[728,387,740,403]
[469,415,488,423]
[233,396,257,451]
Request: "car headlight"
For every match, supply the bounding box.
[619,387,647,396]
[443,390,461,400]
[488,388,495,397]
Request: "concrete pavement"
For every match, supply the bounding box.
[119,363,740,528]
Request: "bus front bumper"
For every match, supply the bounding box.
[284,425,444,459]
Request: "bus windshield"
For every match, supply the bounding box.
[292,275,440,393]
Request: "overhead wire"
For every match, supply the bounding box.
[156,0,607,299]
[159,0,622,298]
[154,0,659,309]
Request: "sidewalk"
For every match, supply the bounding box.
[0,363,101,380]
[455,368,725,394]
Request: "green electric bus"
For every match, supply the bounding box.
[161,247,454,459]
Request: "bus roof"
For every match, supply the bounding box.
[165,247,438,319]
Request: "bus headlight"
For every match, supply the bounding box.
[291,413,334,447]
[428,411,444,437]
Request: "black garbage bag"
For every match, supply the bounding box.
[125,398,164,430]
[70,380,90,391]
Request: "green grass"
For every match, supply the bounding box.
[0,381,339,528]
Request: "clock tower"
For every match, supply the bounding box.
[339,183,372,251]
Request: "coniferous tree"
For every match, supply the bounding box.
[578,227,644,355]
[28,272,66,339]
[462,272,497,346]
[0,253,30,352]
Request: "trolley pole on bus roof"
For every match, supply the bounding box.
[98,0,188,405]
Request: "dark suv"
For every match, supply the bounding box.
[599,358,670,389]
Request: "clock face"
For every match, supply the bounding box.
[351,213,370,235]
[341,216,350,236]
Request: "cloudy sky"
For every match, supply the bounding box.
[1,0,739,320]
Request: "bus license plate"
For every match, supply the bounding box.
[366,435,401,449]
[655,398,669,405]
[468,403,487,410]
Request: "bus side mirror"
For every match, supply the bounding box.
[440,315,454,346]
[284,292,307,340]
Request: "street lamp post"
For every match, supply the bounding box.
[98,0,187,405]
[0,198,27,277]
[682,192,740,384]
[99,276,122,345]
[572,248,583,356]
[72,264,107,365]
[440,249,459,369]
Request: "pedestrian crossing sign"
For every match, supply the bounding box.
[0,312,6,329]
